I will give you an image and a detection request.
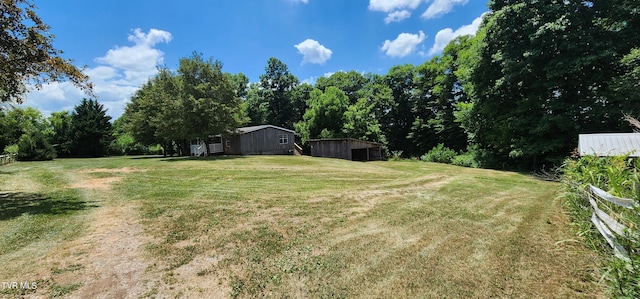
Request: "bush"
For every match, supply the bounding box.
[451,152,479,168]
[3,144,18,155]
[421,144,457,164]
[16,131,56,161]
[562,155,640,297]
[148,144,164,155]
[109,133,146,156]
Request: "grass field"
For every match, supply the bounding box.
[0,155,603,298]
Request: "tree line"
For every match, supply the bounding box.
[2,0,639,169]
[0,99,113,160]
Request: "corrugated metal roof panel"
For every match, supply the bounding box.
[236,125,295,134]
[578,133,640,157]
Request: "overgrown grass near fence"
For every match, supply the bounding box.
[562,155,640,297]
[0,154,16,166]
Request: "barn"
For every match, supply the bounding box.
[308,138,382,161]
[190,125,296,156]
[578,133,640,157]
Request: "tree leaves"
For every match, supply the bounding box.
[123,53,243,155]
[0,0,92,104]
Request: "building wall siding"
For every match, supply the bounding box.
[224,135,243,155]
[309,139,382,161]
[310,139,351,160]
[226,127,294,155]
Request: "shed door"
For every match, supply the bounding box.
[351,148,368,161]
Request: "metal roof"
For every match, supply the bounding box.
[578,133,640,157]
[235,125,295,134]
[308,138,381,146]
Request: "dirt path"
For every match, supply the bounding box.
[42,169,154,298]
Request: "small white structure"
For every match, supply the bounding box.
[578,133,640,157]
[190,136,224,156]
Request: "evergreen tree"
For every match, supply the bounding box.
[70,99,113,157]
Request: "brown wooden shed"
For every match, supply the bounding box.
[308,138,382,161]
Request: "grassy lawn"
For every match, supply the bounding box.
[0,155,602,298]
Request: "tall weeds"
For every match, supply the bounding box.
[562,155,640,297]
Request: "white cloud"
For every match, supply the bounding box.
[289,0,309,3]
[428,14,484,55]
[422,0,468,19]
[384,10,412,24]
[368,0,422,12]
[381,31,426,58]
[96,28,172,84]
[24,82,86,117]
[294,39,333,65]
[25,28,172,119]
[369,0,422,23]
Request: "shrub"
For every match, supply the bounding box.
[421,144,457,164]
[451,152,479,168]
[3,144,18,155]
[16,131,56,161]
[148,144,164,155]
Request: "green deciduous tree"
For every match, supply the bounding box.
[466,1,638,168]
[295,87,349,142]
[179,53,243,155]
[316,71,369,105]
[289,82,313,126]
[0,0,91,105]
[109,116,145,155]
[344,78,392,147]
[124,68,183,155]
[226,72,249,99]
[16,129,55,161]
[244,82,269,126]
[412,36,472,153]
[382,64,418,156]
[48,110,72,156]
[0,106,49,150]
[124,53,243,156]
[612,48,640,120]
[260,57,299,128]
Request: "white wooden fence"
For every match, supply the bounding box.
[588,184,637,261]
[0,154,16,165]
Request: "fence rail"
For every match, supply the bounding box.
[0,154,17,166]
[587,184,637,261]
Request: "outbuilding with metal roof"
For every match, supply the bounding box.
[578,133,640,157]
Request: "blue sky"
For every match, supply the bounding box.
[24,0,489,119]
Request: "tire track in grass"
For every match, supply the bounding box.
[48,168,154,299]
